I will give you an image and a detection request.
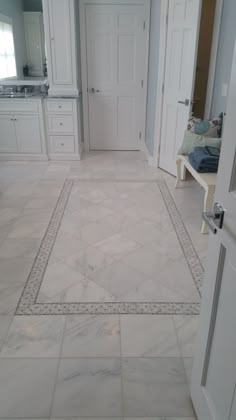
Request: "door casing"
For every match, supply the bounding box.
[79,0,151,152]
[154,0,224,169]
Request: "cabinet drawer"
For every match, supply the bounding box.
[47,114,74,133]
[0,99,40,113]
[46,100,74,113]
[50,136,75,153]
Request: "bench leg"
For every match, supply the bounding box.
[176,158,182,188]
[201,186,215,234]
[181,162,187,181]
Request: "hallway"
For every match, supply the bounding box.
[0,151,208,419]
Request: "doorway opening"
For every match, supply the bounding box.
[157,0,223,177]
[193,0,217,118]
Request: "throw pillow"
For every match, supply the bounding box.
[187,116,222,138]
[178,130,222,155]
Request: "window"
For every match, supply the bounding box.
[0,14,17,79]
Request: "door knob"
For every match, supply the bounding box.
[178,99,190,106]
[202,203,225,234]
[90,88,100,94]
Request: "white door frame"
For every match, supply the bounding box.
[79,0,151,152]
[204,0,224,118]
[153,0,224,168]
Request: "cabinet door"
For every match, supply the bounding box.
[0,115,18,153]
[24,12,45,77]
[47,0,74,86]
[14,115,42,154]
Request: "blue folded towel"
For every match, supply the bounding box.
[188,146,219,173]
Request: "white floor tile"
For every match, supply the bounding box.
[0,316,12,350]
[51,358,122,417]
[0,359,58,418]
[120,315,180,357]
[62,315,120,357]
[123,358,195,417]
[1,315,66,357]
[173,315,199,357]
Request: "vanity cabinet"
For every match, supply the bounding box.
[0,99,47,160]
[14,115,43,154]
[0,115,18,153]
[42,0,78,96]
[45,98,81,160]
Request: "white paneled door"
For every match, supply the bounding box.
[85,4,149,150]
[159,0,201,175]
[191,43,236,420]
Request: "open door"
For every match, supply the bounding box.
[159,0,202,175]
[191,42,236,420]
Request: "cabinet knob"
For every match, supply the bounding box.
[58,105,62,108]
[61,143,64,146]
[60,123,63,126]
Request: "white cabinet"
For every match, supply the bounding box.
[0,99,47,160]
[47,115,75,134]
[43,0,78,96]
[23,12,45,77]
[15,115,43,154]
[0,115,18,153]
[50,136,75,153]
[45,98,81,160]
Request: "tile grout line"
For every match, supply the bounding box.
[119,315,125,418]
[171,314,191,387]
[48,314,67,419]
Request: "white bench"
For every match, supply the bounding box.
[176,154,217,234]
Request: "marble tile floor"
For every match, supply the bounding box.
[0,151,207,418]
[15,177,203,312]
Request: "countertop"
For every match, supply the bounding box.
[0,93,81,100]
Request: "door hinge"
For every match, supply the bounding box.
[166,13,168,25]
[162,83,164,95]
[139,131,142,140]
[143,20,146,30]
[141,80,144,88]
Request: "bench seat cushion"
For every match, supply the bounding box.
[178,131,222,155]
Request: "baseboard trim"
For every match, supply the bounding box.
[48,154,81,161]
[0,154,48,161]
[142,141,154,166]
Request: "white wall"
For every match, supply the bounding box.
[145,0,161,156]
[23,0,42,11]
[0,0,27,79]
[211,0,236,116]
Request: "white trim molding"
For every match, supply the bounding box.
[204,0,224,118]
[141,141,154,166]
[152,0,168,168]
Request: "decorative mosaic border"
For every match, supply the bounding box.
[158,179,204,296]
[16,178,203,315]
